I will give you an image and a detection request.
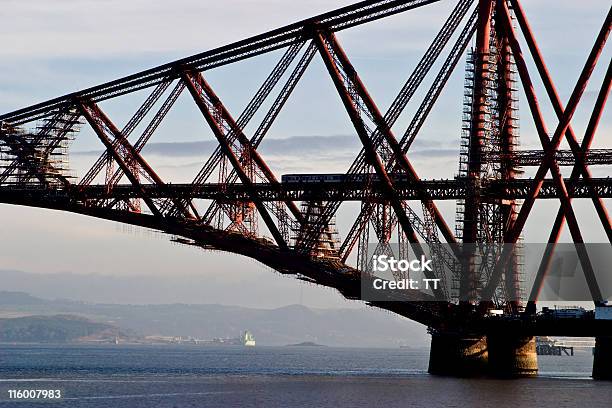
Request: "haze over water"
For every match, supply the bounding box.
[0,345,611,407]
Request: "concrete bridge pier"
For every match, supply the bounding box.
[428,332,538,377]
[486,335,538,378]
[428,332,488,376]
[592,336,612,380]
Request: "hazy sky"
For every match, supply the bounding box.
[0,0,610,308]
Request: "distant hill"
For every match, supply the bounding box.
[0,291,428,347]
[0,291,47,305]
[0,315,123,343]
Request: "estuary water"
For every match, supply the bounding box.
[0,344,611,407]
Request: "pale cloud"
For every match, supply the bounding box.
[0,0,360,58]
[71,134,458,176]
[0,0,606,59]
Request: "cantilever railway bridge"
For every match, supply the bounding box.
[1,0,611,377]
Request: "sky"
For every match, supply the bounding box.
[0,0,610,309]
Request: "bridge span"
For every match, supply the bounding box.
[1,0,611,378]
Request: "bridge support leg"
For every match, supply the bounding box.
[593,336,612,380]
[428,332,488,377]
[486,335,538,378]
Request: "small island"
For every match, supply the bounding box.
[285,341,326,347]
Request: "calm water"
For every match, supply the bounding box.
[0,345,611,407]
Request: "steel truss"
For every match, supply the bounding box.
[0,0,610,330]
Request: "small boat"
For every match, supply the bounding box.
[242,330,256,347]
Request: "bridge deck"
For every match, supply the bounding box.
[0,177,610,202]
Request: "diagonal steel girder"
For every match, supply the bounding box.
[503,0,612,305]
[529,60,612,304]
[319,30,457,244]
[508,0,612,242]
[79,80,172,187]
[78,101,163,217]
[180,42,307,228]
[109,81,186,189]
[339,6,478,261]
[181,70,288,249]
[188,43,304,190]
[183,68,303,232]
[480,4,611,302]
[198,44,316,230]
[314,30,448,299]
[298,2,475,257]
[79,100,193,218]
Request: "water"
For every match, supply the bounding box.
[0,345,610,407]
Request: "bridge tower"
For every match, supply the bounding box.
[430,0,537,378]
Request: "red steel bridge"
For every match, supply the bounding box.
[1,0,611,377]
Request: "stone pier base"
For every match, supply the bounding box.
[428,332,538,378]
[593,336,612,380]
[487,335,538,378]
[428,333,488,376]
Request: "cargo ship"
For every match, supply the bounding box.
[242,330,256,347]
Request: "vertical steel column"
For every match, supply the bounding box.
[461,0,493,303]
[494,0,521,310]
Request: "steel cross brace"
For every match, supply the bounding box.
[314,30,448,299]
[302,29,461,260]
[508,0,612,241]
[195,70,303,235]
[178,48,303,226]
[109,81,186,190]
[189,42,304,189]
[297,0,475,256]
[529,62,612,304]
[339,6,478,262]
[320,30,458,244]
[78,101,163,217]
[507,0,612,308]
[0,124,71,188]
[198,44,317,235]
[0,108,80,186]
[480,4,611,302]
[181,70,288,249]
[503,0,612,305]
[79,100,193,218]
[79,81,171,187]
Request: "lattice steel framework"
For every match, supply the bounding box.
[0,0,610,331]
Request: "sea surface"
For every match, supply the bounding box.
[0,344,611,407]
